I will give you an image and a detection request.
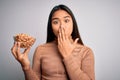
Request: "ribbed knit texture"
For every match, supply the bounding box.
[24,41,95,80]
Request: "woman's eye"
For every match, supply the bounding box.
[52,21,58,24]
[65,19,70,23]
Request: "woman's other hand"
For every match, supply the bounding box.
[58,27,79,58]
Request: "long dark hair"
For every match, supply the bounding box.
[46,4,84,45]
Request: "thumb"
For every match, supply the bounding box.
[74,38,79,44]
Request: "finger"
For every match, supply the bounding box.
[11,42,16,53]
[57,34,62,51]
[16,42,21,57]
[11,42,17,58]
[74,38,79,45]
[58,30,61,45]
[58,27,62,42]
[61,27,66,40]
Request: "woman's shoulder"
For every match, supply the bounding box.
[34,41,57,55]
[36,41,57,50]
[76,44,94,57]
[77,44,93,51]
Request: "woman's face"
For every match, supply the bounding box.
[52,10,73,38]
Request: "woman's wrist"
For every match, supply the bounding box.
[21,64,31,71]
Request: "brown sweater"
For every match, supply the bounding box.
[24,41,95,80]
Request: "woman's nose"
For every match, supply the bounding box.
[60,22,65,28]
[60,25,64,28]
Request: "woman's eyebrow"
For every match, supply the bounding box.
[52,16,70,20]
[52,18,59,20]
[64,16,70,18]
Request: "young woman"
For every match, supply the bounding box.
[11,4,95,80]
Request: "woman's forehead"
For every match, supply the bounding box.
[52,10,71,19]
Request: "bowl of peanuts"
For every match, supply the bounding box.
[14,33,36,48]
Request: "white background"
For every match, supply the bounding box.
[0,0,120,80]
